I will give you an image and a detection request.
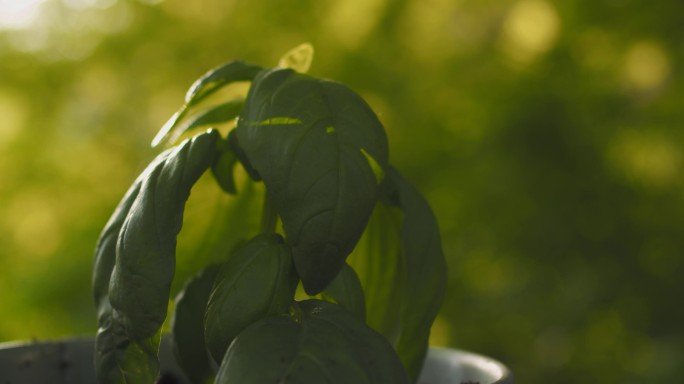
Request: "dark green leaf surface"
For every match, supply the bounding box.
[152,61,262,147]
[236,68,389,295]
[227,129,261,181]
[94,130,219,383]
[93,145,179,383]
[204,233,297,363]
[109,129,219,339]
[321,263,366,321]
[211,138,239,194]
[384,167,447,381]
[215,300,409,384]
[171,264,221,384]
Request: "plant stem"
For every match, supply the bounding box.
[260,192,278,234]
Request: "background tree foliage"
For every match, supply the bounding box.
[1,0,682,382]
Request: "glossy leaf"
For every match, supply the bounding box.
[171,264,221,384]
[152,61,262,147]
[204,233,297,363]
[384,167,448,381]
[236,68,389,295]
[321,263,366,321]
[215,300,410,384]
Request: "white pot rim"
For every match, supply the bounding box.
[419,347,514,384]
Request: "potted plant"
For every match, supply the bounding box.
[0,44,513,384]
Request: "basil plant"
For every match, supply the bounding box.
[92,44,447,384]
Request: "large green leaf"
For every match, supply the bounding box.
[109,129,219,338]
[152,61,262,147]
[92,140,183,383]
[171,264,221,384]
[204,233,297,363]
[236,68,389,295]
[384,167,448,381]
[95,130,219,383]
[215,300,409,384]
[94,184,159,383]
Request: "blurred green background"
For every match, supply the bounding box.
[1,0,682,382]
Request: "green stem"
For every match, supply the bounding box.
[260,193,278,234]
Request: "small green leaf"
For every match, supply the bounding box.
[360,148,385,184]
[185,61,262,106]
[171,264,221,384]
[168,100,244,145]
[321,263,366,321]
[215,300,410,384]
[212,141,239,194]
[236,68,389,295]
[278,42,315,73]
[204,234,297,363]
[152,61,262,147]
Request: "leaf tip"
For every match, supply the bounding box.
[360,148,385,184]
[278,43,315,73]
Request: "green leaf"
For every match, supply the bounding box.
[278,42,315,73]
[204,233,297,363]
[93,171,164,383]
[168,100,244,145]
[93,136,203,383]
[321,263,366,321]
[227,129,261,181]
[93,170,145,319]
[236,68,389,295]
[171,264,221,384]
[94,130,219,382]
[95,305,161,384]
[345,202,404,344]
[212,138,239,194]
[152,61,262,147]
[109,129,220,339]
[383,167,448,381]
[215,300,410,384]
[184,61,262,106]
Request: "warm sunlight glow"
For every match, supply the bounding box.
[0,0,45,29]
[608,129,680,188]
[501,0,560,64]
[0,91,26,145]
[623,41,671,91]
[324,0,387,48]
